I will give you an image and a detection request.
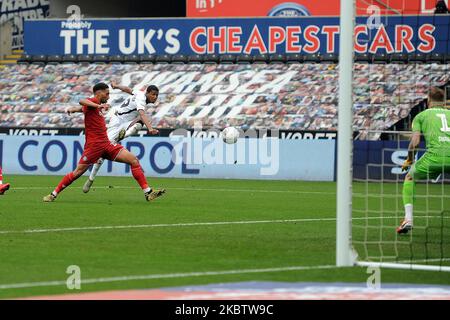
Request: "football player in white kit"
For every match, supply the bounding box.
[82,81,160,193]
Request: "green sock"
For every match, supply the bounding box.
[402,180,415,206]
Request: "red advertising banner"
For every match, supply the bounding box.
[187,0,447,17]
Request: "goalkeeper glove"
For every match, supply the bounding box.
[401,159,413,172]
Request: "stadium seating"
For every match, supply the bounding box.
[123,54,140,64]
[139,55,156,64]
[187,54,204,64]
[219,54,236,64]
[1,62,448,134]
[269,54,286,64]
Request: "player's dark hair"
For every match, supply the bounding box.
[429,87,445,103]
[93,82,109,93]
[146,85,159,93]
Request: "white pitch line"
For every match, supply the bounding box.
[0,264,337,290]
[1,215,445,235]
[0,218,336,235]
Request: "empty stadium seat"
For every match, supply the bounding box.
[47,55,62,65]
[139,54,155,64]
[62,54,77,64]
[373,53,388,64]
[253,54,269,64]
[389,53,408,64]
[109,55,124,64]
[17,54,32,65]
[171,54,187,64]
[303,54,321,63]
[92,54,110,64]
[123,54,140,64]
[409,53,426,63]
[77,55,94,64]
[427,53,445,64]
[187,54,203,64]
[285,54,303,64]
[219,54,236,64]
[204,54,219,64]
[321,53,338,63]
[236,54,253,64]
[354,53,371,63]
[155,54,171,64]
[31,55,47,66]
[269,54,286,64]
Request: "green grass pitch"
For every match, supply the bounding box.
[0,175,449,299]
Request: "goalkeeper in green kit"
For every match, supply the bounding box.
[398,87,450,234]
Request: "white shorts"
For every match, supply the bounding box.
[107,116,140,142]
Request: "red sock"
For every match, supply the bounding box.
[54,172,76,195]
[131,163,149,190]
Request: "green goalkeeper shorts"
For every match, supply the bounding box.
[409,153,450,180]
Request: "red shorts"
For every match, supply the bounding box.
[78,142,124,165]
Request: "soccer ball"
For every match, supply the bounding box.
[222,126,240,144]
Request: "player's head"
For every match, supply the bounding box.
[93,82,110,103]
[428,87,445,107]
[145,85,159,104]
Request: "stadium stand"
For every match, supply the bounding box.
[0,59,448,134]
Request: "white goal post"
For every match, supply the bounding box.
[336,0,356,267]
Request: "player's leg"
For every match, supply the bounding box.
[116,119,143,142]
[83,121,122,193]
[83,158,104,193]
[397,155,433,234]
[123,120,143,140]
[112,147,165,201]
[398,172,415,234]
[0,166,10,195]
[43,163,90,202]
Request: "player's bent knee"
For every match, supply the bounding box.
[130,158,140,167]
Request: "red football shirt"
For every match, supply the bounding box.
[82,97,109,145]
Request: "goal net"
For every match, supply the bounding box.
[337,0,450,271]
[353,130,450,271]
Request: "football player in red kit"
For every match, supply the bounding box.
[0,167,10,195]
[43,82,165,202]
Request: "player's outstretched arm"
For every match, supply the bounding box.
[111,81,133,95]
[138,110,159,135]
[79,99,110,111]
[66,106,83,115]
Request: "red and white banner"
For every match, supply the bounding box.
[187,0,447,17]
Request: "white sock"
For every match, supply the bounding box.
[52,191,58,197]
[0,180,2,184]
[404,204,413,224]
[90,159,104,181]
[125,123,143,138]
[143,187,151,194]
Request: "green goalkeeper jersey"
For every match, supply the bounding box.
[412,107,450,156]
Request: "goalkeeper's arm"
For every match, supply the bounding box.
[407,132,421,162]
[402,132,421,171]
